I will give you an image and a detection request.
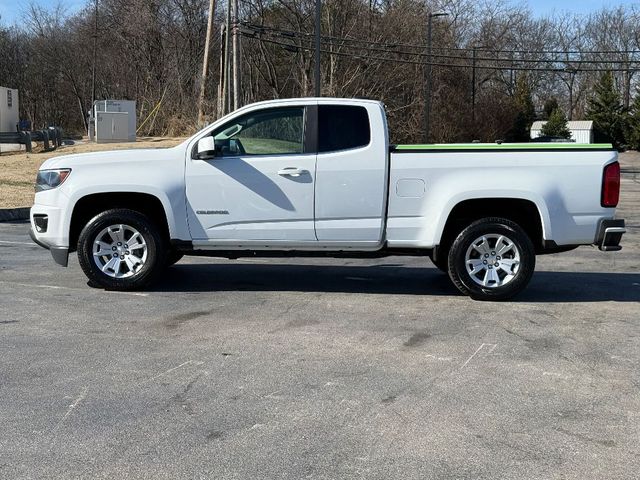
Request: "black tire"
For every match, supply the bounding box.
[447,217,535,301]
[77,209,166,290]
[165,250,184,267]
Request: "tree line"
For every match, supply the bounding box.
[1,0,640,146]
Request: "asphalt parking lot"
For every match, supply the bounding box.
[1,164,639,479]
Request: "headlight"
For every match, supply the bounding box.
[35,169,71,192]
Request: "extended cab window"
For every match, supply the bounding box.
[318,105,371,153]
[212,107,304,156]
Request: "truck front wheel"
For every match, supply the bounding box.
[77,209,166,290]
[447,217,535,301]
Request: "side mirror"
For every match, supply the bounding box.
[195,136,217,160]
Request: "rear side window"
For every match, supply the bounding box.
[318,105,371,153]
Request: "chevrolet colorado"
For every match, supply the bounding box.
[30,98,626,300]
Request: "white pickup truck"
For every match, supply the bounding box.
[30,98,626,300]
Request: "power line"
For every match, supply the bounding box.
[243,33,640,73]
[240,22,640,58]
[243,25,640,65]
[295,34,640,66]
[239,24,640,70]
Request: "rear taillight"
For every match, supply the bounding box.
[601,161,620,208]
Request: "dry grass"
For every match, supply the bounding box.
[0,137,185,208]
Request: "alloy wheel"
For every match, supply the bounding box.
[464,234,521,288]
[92,224,148,278]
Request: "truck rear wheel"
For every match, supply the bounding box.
[447,217,535,301]
[77,209,166,290]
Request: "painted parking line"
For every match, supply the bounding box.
[0,240,37,246]
[0,280,149,297]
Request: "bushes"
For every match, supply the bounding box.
[587,72,627,148]
[540,108,571,139]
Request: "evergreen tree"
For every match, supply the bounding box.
[626,88,640,150]
[586,72,627,148]
[508,75,536,141]
[543,98,559,119]
[540,108,571,139]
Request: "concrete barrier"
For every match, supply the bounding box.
[0,208,30,222]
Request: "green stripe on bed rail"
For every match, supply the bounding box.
[394,143,613,150]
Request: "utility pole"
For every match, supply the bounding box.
[423,11,448,144]
[232,0,240,110]
[224,0,232,113]
[197,0,217,127]
[623,64,631,109]
[471,46,477,124]
[509,50,515,93]
[314,0,321,96]
[217,25,225,117]
[368,0,373,40]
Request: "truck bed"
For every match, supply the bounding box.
[386,143,617,249]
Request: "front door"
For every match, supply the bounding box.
[186,106,317,243]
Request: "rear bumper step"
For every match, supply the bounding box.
[595,219,625,252]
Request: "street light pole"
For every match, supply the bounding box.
[91,0,98,131]
[423,11,448,144]
[470,44,488,130]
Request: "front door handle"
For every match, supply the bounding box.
[277,167,306,177]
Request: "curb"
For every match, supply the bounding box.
[0,207,30,222]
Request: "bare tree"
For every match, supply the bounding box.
[0,0,638,144]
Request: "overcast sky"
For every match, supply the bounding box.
[0,0,635,26]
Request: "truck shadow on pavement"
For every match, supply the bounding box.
[150,263,640,302]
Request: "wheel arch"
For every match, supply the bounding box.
[436,197,548,256]
[69,191,172,252]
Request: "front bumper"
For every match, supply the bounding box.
[29,227,69,266]
[30,203,70,267]
[595,219,626,252]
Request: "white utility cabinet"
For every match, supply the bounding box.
[92,100,136,143]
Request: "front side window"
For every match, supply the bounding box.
[212,107,304,156]
[318,105,371,153]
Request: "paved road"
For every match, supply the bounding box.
[0,172,638,479]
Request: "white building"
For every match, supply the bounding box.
[0,86,19,132]
[0,86,20,153]
[530,120,594,144]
